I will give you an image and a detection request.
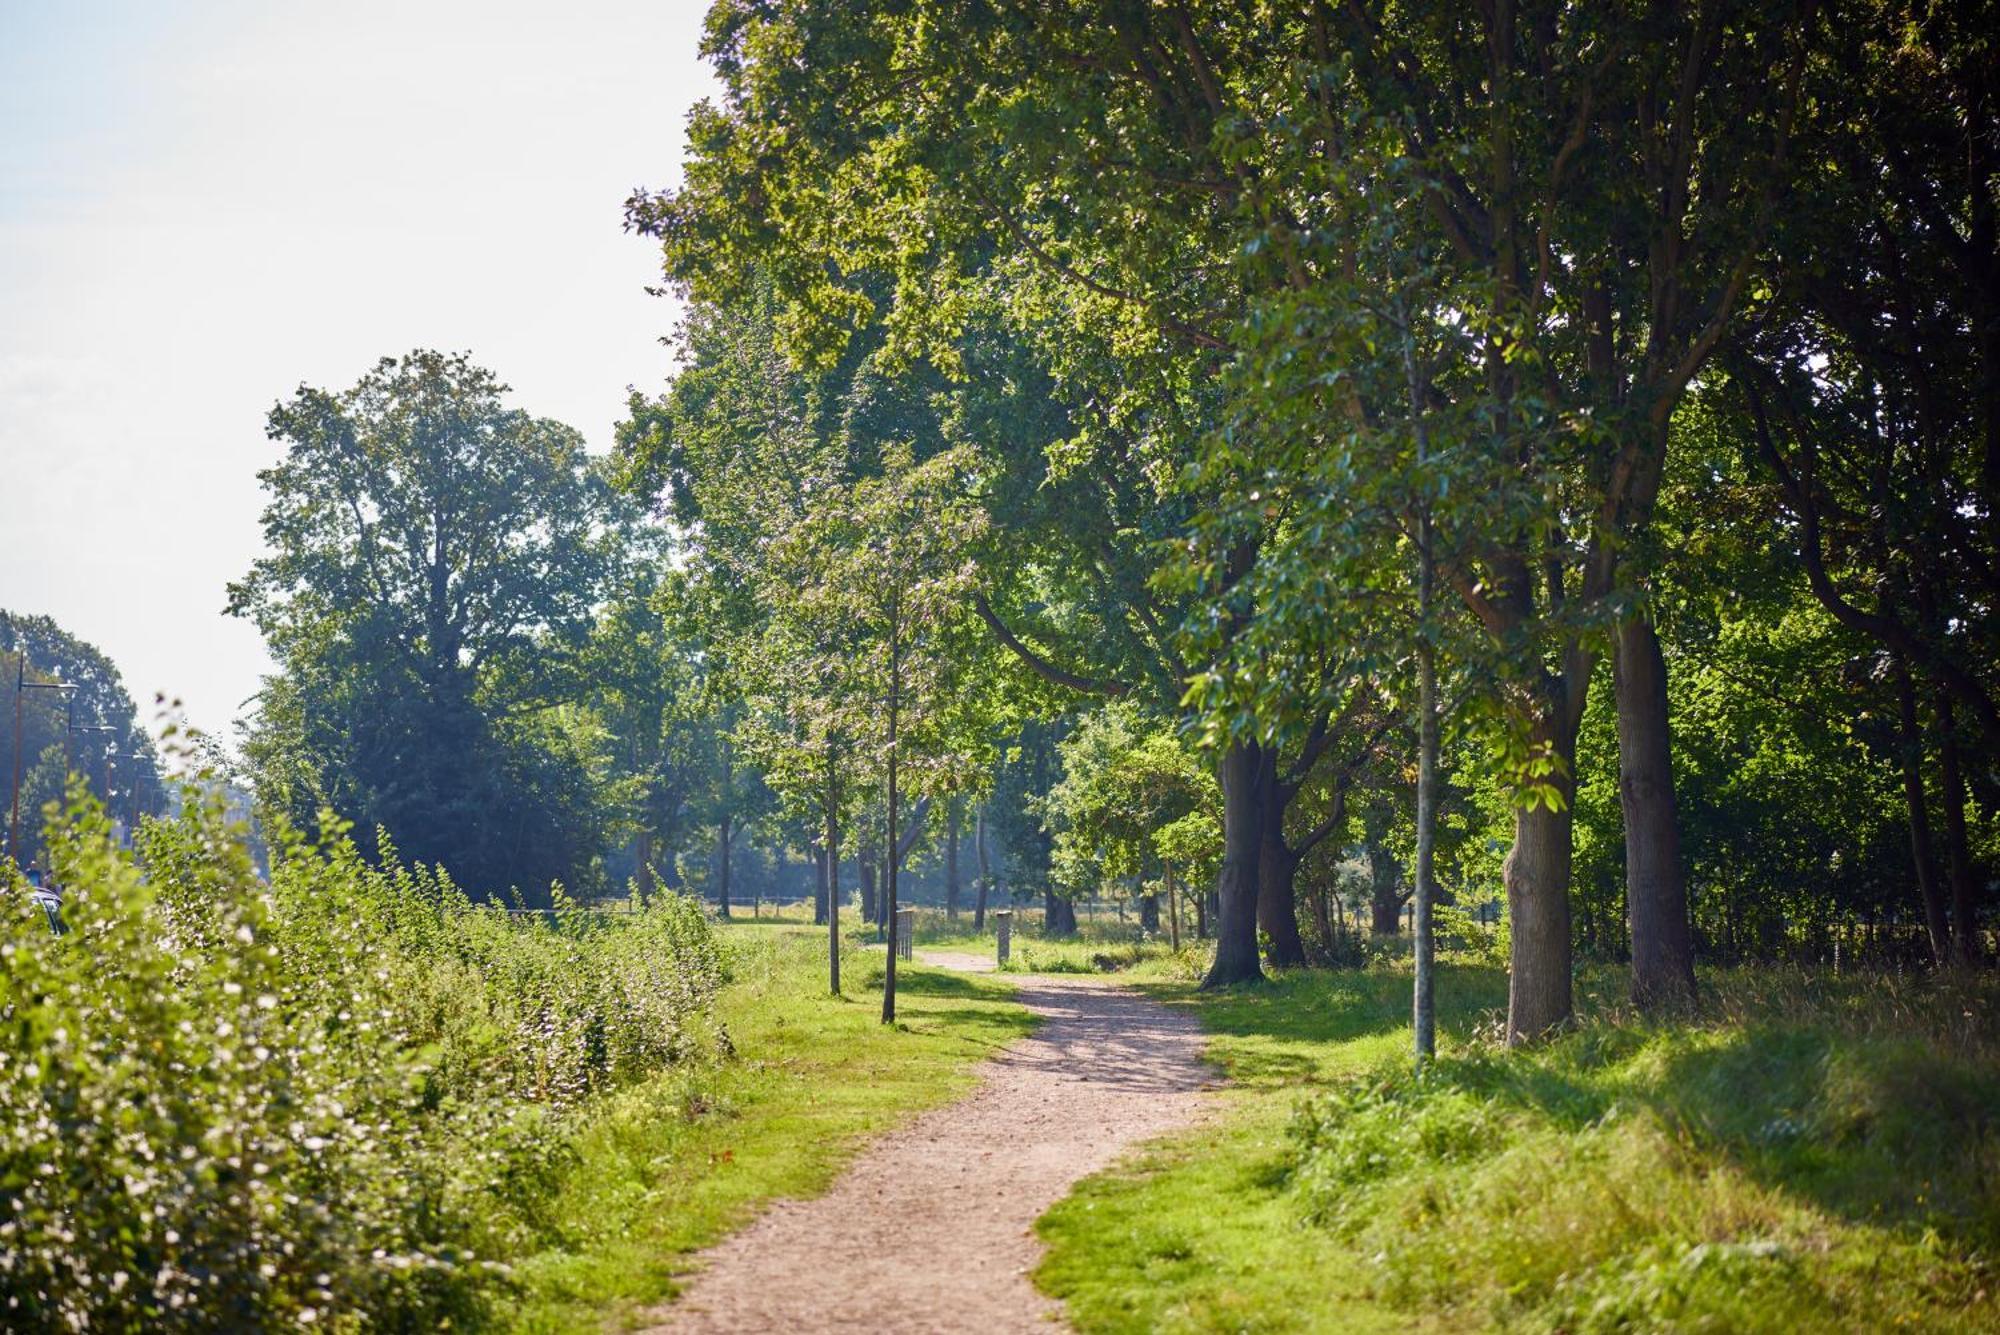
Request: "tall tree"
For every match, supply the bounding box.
[230,351,619,900]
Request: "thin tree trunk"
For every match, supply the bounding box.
[716,815,733,918]
[1896,662,1953,966]
[946,799,961,919]
[1938,693,1982,966]
[1413,503,1438,1063]
[1166,860,1181,952]
[1401,279,1439,1064]
[974,803,991,931]
[1256,751,1307,967]
[1615,616,1698,1009]
[826,779,842,995]
[813,840,828,925]
[883,683,901,1025]
[1203,739,1266,987]
[636,828,654,903]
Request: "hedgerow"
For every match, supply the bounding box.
[0,792,725,1330]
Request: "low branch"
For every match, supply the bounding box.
[973,593,1133,697]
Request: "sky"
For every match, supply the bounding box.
[0,0,713,743]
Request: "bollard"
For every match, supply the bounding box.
[994,908,1012,965]
[896,906,915,960]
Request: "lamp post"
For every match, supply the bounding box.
[8,654,75,865]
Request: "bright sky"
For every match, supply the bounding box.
[0,1,711,744]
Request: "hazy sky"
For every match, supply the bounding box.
[0,1,712,743]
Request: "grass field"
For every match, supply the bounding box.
[507,912,1033,1331]
[1034,961,2000,1333]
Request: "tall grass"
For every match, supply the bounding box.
[1,793,724,1330]
[1286,968,2000,1331]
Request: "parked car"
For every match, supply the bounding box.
[25,866,66,935]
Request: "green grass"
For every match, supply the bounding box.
[506,913,1034,1331]
[911,905,1197,977]
[1035,963,2000,1333]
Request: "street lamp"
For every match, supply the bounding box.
[8,654,76,865]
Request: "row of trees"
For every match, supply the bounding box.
[619,0,1995,1037]
[231,1,1995,1039]
[0,612,164,868]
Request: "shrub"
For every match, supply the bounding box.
[0,793,724,1330]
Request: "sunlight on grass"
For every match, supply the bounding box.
[507,915,1033,1331]
[1036,964,2000,1334]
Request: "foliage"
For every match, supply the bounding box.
[0,611,165,868]
[0,789,723,1330]
[230,351,625,901]
[1045,703,1215,892]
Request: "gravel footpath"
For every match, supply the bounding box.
[641,949,1214,1333]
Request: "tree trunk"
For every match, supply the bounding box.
[813,840,829,925]
[825,758,843,995]
[1139,887,1159,933]
[946,800,961,919]
[1504,774,1575,1043]
[1166,861,1181,952]
[1896,663,1953,966]
[1615,616,1698,1010]
[1938,693,1983,966]
[974,803,992,931]
[883,748,899,1024]
[1413,561,1438,1062]
[1044,889,1078,936]
[859,850,878,926]
[1202,740,1266,987]
[716,815,733,919]
[1256,752,1308,967]
[636,828,654,902]
[1367,840,1404,935]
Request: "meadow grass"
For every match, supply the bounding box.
[1035,962,2000,1333]
[911,904,1197,978]
[507,913,1034,1330]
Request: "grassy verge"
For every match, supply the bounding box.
[508,914,1034,1331]
[1035,963,2000,1333]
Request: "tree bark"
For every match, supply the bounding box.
[1615,616,1698,1010]
[859,850,877,926]
[1203,739,1266,987]
[1937,694,1983,966]
[1256,751,1308,967]
[946,799,961,919]
[1139,887,1159,932]
[974,803,992,931]
[1896,663,1953,967]
[636,828,654,903]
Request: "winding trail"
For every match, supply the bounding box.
[643,950,1214,1333]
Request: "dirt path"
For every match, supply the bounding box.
[642,950,1214,1333]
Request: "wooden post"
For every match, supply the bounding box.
[994,908,1012,966]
